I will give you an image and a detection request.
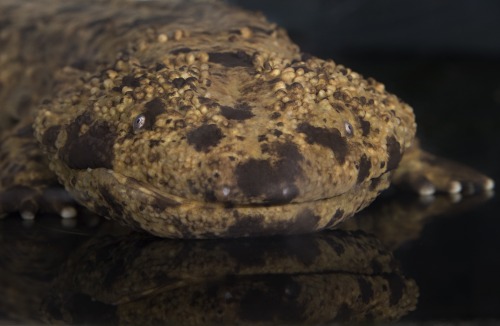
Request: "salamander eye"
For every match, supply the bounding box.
[133,114,146,132]
[344,121,354,136]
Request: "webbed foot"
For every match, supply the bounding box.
[0,185,78,220]
[0,120,79,220]
[393,141,494,196]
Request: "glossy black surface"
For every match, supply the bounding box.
[1,192,496,324]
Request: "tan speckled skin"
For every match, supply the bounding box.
[1,1,490,237]
[4,0,416,237]
[25,0,414,237]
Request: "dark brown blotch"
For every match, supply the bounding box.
[359,118,371,136]
[151,195,180,213]
[41,125,61,149]
[208,51,253,68]
[386,136,402,171]
[356,155,372,184]
[121,75,141,88]
[220,105,254,121]
[236,102,252,110]
[274,141,304,165]
[235,159,299,204]
[148,139,161,148]
[370,175,383,191]
[187,124,224,152]
[198,96,212,104]
[141,98,166,130]
[270,112,281,119]
[325,208,344,228]
[297,122,348,164]
[59,112,115,169]
[257,135,267,143]
[155,63,166,71]
[236,142,303,204]
[333,90,351,102]
[172,77,186,89]
[98,186,124,216]
[204,189,217,202]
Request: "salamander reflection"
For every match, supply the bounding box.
[2,192,491,324]
[41,228,417,324]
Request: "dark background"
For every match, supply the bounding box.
[230,0,500,322]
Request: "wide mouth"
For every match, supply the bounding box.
[70,168,392,238]
[125,174,342,209]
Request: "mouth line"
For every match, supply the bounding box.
[122,173,353,209]
[80,168,391,237]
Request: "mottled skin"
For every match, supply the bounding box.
[0,0,494,237]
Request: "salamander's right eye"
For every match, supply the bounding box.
[133,114,146,132]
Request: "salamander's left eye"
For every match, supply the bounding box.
[133,114,146,132]
[344,121,354,136]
